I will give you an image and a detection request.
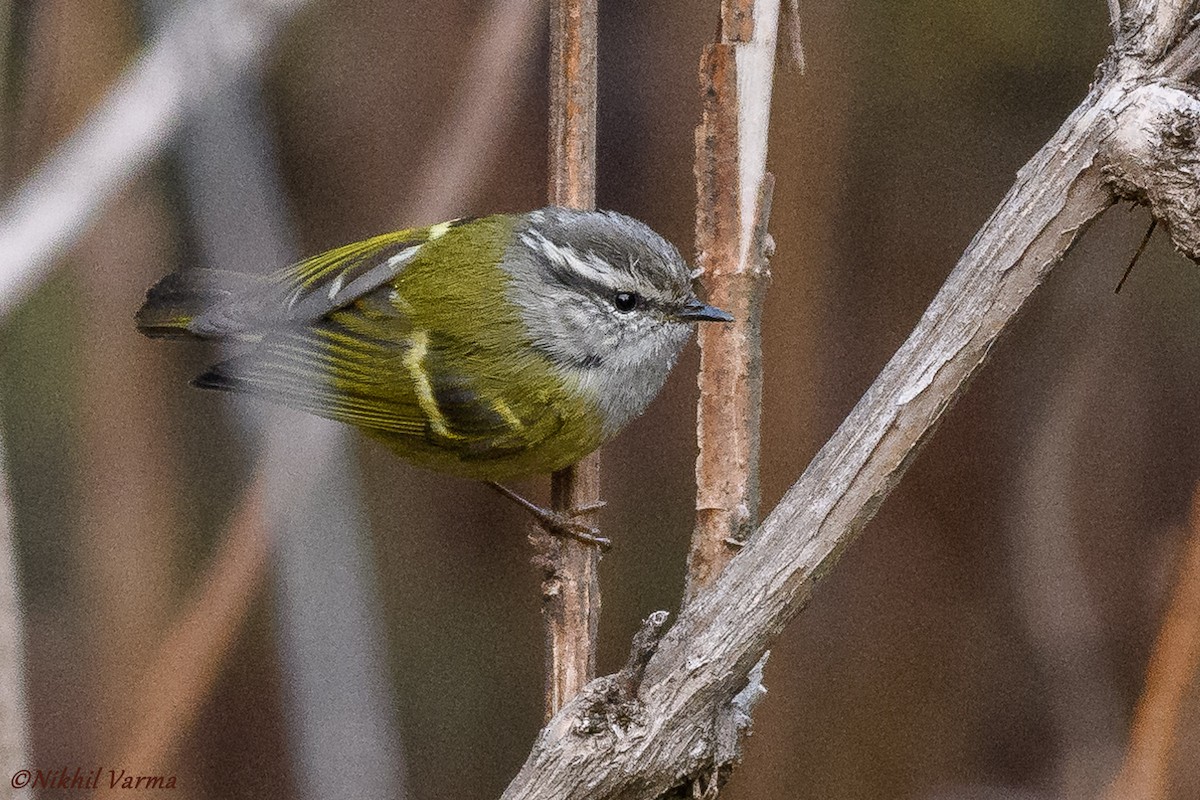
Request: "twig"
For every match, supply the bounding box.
[500,10,1200,799]
[686,0,781,603]
[0,424,29,786]
[544,0,602,722]
[614,611,671,700]
[0,0,307,319]
[1106,482,1200,800]
[548,0,597,209]
[1115,218,1157,292]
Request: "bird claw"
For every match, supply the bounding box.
[535,510,612,550]
[486,481,612,550]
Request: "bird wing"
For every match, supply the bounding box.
[195,223,565,461]
[198,318,562,459]
[187,220,471,338]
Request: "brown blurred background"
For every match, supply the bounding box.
[2,0,1199,798]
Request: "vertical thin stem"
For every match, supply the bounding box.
[1107,483,1200,800]
[685,1,780,603]
[544,0,600,720]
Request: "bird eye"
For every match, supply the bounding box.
[613,291,639,312]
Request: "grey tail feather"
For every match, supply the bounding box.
[135,269,260,340]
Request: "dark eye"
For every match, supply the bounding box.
[613,291,639,312]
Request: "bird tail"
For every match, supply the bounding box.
[135,269,262,340]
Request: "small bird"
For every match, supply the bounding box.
[137,207,731,542]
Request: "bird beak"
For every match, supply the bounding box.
[675,297,733,323]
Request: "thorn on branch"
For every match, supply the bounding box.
[1115,217,1157,293]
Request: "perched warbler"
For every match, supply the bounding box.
[137,207,730,539]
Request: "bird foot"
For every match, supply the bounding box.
[486,482,612,550]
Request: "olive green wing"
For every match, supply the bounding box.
[174,220,471,339]
[194,294,563,461]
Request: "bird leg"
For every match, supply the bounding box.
[486,482,611,550]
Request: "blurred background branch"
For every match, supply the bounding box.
[0,0,306,318]
[1011,345,1126,799]
[1106,482,1200,800]
[0,423,29,796]
[105,474,269,790]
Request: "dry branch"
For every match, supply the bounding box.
[687,0,781,603]
[500,4,1200,797]
[1107,82,1200,260]
[543,0,602,721]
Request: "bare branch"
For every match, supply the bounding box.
[1126,0,1198,59]
[0,0,306,319]
[500,13,1200,800]
[545,0,602,721]
[687,0,781,602]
